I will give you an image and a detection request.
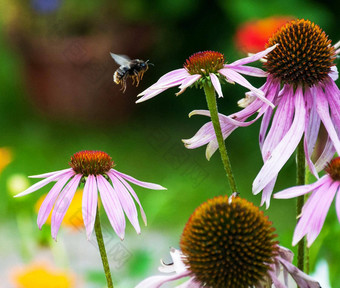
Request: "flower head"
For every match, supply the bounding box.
[275,157,340,247]
[184,19,340,208]
[15,150,166,240]
[136,47,278,106]
[135,195,319,288]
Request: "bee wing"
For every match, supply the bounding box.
[110,53,131,66]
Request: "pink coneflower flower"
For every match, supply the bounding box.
[135,195,319,288]
[136,47,277,106]
[14,151,166,240]
[274,157,340,247]
[184,19,340,207]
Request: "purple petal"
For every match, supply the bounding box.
[14,169,74,198]
[267,270,286,288]
[29,168,74,179]
[314,137,336,172]
[82,174,98,240]
[209,73,223,98]
[303,87,320,177]
[112,169,166,190]
[96,174,125,240]
[51,174,82,240]
[136,87,170,103]
[135,271,191,288]
[37,171,75,229]
[176,74,201,96]
[261,177,276,209]
[107,171,141,234]
[223,65,267,77]
[315,85,340,154]
[274,175,329,199]
[112,172,147,226]
[183,122,215,149]
[227,44,278,66]
[292,179,333,246]
[219,68,265,98]
[306,181,338,246]
[278,256,320,288]
[253,86,306,195]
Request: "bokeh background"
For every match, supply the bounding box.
[0,0,339,287]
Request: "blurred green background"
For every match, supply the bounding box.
[0,0,339,287]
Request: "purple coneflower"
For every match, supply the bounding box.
[135,196,319,288]
[15,150,166,240]
[136,47,277,105]
[275,157,340,247]
[184,19,340,207]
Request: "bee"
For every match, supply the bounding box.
[110,52,151,93]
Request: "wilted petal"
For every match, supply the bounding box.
[176,74,201,96]
[135,271,191,288]
[225,65,267,77]
[82,174,98,239]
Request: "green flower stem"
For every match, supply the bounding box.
[296,140,306,272]
[204,82,238,193]
[94,206,114,288]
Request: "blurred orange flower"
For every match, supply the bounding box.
[235,16,293,53]
[12,262,75,288]
[35,189,84,230]
[0,147,13,174]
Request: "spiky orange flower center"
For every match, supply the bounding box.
[325,157,340,181]
[69,151,114,176]
[180,195,278,288]
[265,19,336,86]
[184,51,225,76]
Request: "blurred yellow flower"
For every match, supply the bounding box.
[12,262,75,288]
[35,189,84,230]
[0,147,12,174]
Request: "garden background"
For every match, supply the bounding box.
[0,0,339,287]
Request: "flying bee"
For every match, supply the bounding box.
[110,52,151,93]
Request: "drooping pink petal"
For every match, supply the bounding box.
[183,122,215,149]
[274,175,329,199]
[107,172,141,234]
[261,177,277,209]
[303,87,320,177]
[253,86,306,195]
[176,74,201,96]
[82,174,98,240]
[223,65,267,77]
[112,172,147,225]
[96,174,125,240]
[209,73,223,98]
[261,84,294,162]
[227,44,278,66]
[267,270,286,288]
[51,174,82,240]
[112,169,166,190]
[29,168,74,179]
[37,170,75,229]
[292,179,333,246]
[136,87,171,103]
[219,68,271,106]
[306,181,339,246]
[134,271,191,288]
[314,137,336,172]
[315,85,340,154]
[278,256,320,288]
[15,169,74,198]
